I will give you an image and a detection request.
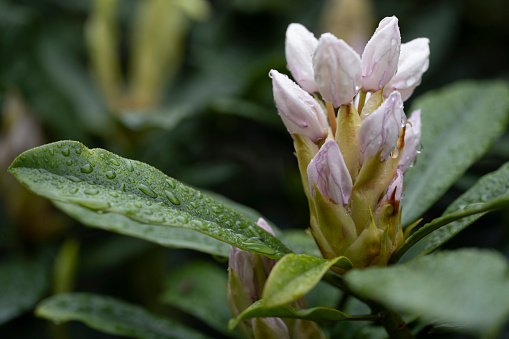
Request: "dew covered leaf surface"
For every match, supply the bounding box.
[8,141,292,259]
[262,254,350,307]
[402,80,509,226]
[397,161,509,262]
[36,293,210,339]
[345,249,509,337]
[54,202,230,257]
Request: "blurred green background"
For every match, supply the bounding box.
[1,0,509,338]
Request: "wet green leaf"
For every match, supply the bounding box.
[228,300,362,331]
[393,161,509,263]
[262,254,350,307]
[55,202,230,257]
[346,249,509,337]
[8,141,292,259]
[403,80,509,226]
[35,293,210,339]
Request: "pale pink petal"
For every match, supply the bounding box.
[384,38,430,101]
[285,23,319,93]
[358,91,404,163]
[361,16,401,91]
[313,33,362,107]
[307,140,353,205]
[270,70,328,143]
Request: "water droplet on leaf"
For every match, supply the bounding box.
[106,171,116,179]
[75,199,110,210]
[138,184,158,198]
[165,190,180,205]
[166,179,176,189]
[110,158,120,166]
[80,164,93,173]
[176,216,188,224]
[65,176,81,182]
[84,188,100,195]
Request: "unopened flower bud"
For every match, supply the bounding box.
[361,16,401,91]
[228,218,277,301]
[285,23,319,93]
[384,38,430,101]
[313,33,362,108]
[270,70,328,143]
[358,91,404,163]
[307,140,353,205]
[399,109,422,173]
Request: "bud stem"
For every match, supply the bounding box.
[326,101,337,136]
[357,90,367,115]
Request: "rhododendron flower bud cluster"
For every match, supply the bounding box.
[270,16,429,268]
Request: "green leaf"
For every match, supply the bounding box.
[402,80,509,226]
[35,293,210,339]
[55,201,230,257]
[228,300,369,331]
[393,161,509,263]
[262,254,350,307]
[8,141,292,259]
[345,249,509,337]
[0,252,51,325]
[160,261,240,338]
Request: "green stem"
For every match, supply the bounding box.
[323,272,414,339]
[372,306,414,339]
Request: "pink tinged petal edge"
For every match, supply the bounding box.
[270,70,328,143]
[307,139,353,205]
[358,91,404,163]
[285,23,319,93]
[313,33,362,108]
[385,168,404,202]
[399,109,422,173]
[384,38,430,101]
[361,16,401,91]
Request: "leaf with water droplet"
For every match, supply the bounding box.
[8,141,292,259]
[262,254,349,307]
[105,171,116,179]
[394,161,509,264]
[164,190,180,205]
[403,80,509,226]
[80,164,93,174]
